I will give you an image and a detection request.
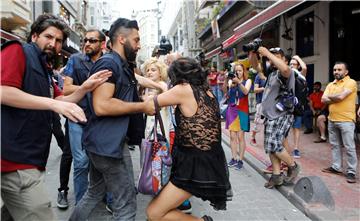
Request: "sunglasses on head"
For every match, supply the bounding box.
[269,47,282,53]
[83,38,100,44]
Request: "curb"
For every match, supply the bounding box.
[221,136,339,221]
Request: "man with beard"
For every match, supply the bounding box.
[321,61,357,184]
[69,18,155,221]
[249,47,300,189]
[1,14,111,220]
[62,29,111,210]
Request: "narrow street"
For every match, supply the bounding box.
[45,126,309,221]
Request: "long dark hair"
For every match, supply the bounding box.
[168,57,208,88]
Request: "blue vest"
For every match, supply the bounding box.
[65,53,94,112]
[1,42,53,167]
[82,51,141,158]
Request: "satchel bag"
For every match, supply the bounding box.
[137,96,172,195]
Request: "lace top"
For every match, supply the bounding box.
[175,86,221,151]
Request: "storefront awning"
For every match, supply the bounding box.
[204,46,222,60]
[221,0,305,50]
[0,29,22,41]
[233,0,306,36]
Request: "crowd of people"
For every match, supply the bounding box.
[1,12,359,221]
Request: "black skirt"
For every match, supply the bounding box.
[170,144,233,210]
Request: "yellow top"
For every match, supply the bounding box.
[323,75,357,122]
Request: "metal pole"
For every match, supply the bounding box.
[157,0,161,42]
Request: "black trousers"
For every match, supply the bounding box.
[52,113,72,192]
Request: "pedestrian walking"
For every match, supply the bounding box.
[1,13,111,221]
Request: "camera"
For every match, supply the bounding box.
[158,36,173,55]
[227,71,237,79]
[275,90,298,112]
[243,38,262,52]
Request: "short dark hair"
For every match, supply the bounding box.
[27,13,70,43]
[86,29,106,42]
[168,57,208,87]
[108,18,139,45]
[334,61,349,70]
[314,81,322,87]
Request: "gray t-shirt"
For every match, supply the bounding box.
[261,69,295,120]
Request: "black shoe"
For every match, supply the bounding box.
[128,145,135,151]
[177,201,192,214]
[57,190,69,209]
[346,173,356,183]
[322,166,342,175]
[202,215,214,221]
[314,138,327,143]
[303,128,313,134]
[106,204,113,215]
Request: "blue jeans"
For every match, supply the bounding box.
[211,85,219,105]
[303,109,313,130]
[328,121,358,174]
[69,145,136,221]
[217,85,224,105]
[68,121,89,204]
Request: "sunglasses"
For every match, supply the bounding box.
[269,47,283,53]
[83,38,101,44]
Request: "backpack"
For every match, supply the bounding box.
[293,70,309,116]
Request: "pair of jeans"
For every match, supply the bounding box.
[211,85,219,105]
[68,121,88,204]
[328,121,358,174]
[303,109,313,130]
[58,119,72,192]
[69,145,136,221]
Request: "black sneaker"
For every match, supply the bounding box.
[57,190,69,209]
[202,215,214,221]
[346,173,356,183]
[106,204,113,215]
[128,145,135,151]
[303,128,313,134]
[177,200,192,214]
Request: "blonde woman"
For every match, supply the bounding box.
[225,63,252,170]
[143,57,170,141]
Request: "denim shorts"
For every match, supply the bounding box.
[292,116,302,129]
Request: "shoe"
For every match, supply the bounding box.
[250,138,257,146]
[303,128,313,134]
[314,138,326,143]
[202,215,214,221]
[234,160,243,170]
[322,167,342,175]
[263,163,287,174]
[106,204,113,215]
[292,149,301,159]
[228,158,237,167]
[128,145,135,151]
[264,174,284,189]
[57,190,69,209]
[263,164,273,174]
[284,162,300,184]
[177,200,192,214]
[346,173,356,183]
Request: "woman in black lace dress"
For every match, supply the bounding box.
[146,57,232,221]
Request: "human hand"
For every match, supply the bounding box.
[52,100,87,123]
[81,70,112,92]
[143,96,155,116]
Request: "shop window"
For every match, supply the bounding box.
[296,11,314,57]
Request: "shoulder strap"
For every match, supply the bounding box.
[153,95,166,140]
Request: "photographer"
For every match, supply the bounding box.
[225,63,252,170]
[248,45,300,189]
